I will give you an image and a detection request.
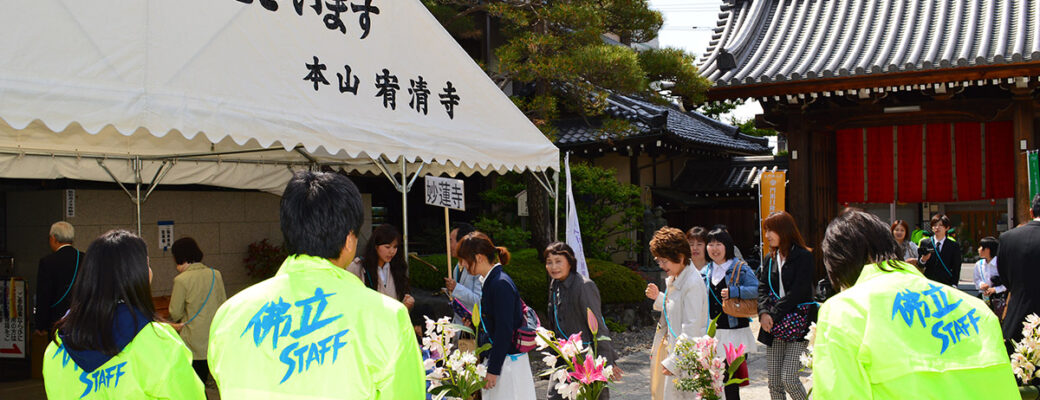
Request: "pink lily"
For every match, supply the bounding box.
[587,308,598,336]
[568,356,608,384]
[724,343,745,364]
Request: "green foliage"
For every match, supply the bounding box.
[474,216,532,250]
[243,239,288,281]
[561,162,643,259]
[730,117,777,137]
[638,47,711,109]
[604,317,628,334]
[410,249,646,312]
[697,99,746,120]
[425,0,710,122]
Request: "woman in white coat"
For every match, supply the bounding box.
[645,227,709,400]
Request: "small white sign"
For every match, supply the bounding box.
[0,280,26,359]
[424,176,465,211]
[158,221,174,252]
[516,190,528,216]
[64,189,75,218]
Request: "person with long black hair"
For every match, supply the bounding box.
[43,229,205,399]
[348,224,415,309]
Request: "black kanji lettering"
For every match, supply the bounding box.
[304,56,330,91]
[374,69,400,110]
[337,65,360,95]
[293,0,321,15]
[408,76,430,115]
[439,81,460,119]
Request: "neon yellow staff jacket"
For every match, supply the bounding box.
[208,254,425,399]
[813,261,1018,399]
[43,323,205,399]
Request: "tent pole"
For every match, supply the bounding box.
[400,158,409,265]
[134,158,143,236]
[554,168,560,241]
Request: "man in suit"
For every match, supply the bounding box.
[920,214,962,286]
[998,194,1040,347]
[33,221,84,335]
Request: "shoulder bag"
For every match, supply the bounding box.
[722,261,758,318]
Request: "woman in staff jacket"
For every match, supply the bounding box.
[43,230,204,399]
[545,242,619,400]
[645,227,709,400]
[813,210,1017,399]
[704,228,758,400]
[756,211,812,400]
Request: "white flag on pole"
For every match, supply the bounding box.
[565,152,589,278]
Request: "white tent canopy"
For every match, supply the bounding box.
[0,0,559,193]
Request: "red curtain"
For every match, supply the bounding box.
[836,128,864,203]
[954,122,984,201]
[924,123,954,202]
[986,121,1015,199]
[866,126,895,203]
[897,125,924,203]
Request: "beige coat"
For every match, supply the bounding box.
[650,263,709,400]
[169,263,227,360]
[346,258,399,300]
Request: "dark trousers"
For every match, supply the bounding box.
[724,383,740,400]
[192,360,210,384]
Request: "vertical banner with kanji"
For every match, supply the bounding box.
[1028,150,1040,202]
[0,279,26,359]
[759,171,787,259]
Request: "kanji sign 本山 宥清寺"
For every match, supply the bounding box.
[424,176,465,211]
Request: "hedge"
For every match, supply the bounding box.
[409,248,646,312]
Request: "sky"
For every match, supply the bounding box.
[648,0,762,123]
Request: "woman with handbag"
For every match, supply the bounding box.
[756,212,812,400]
[704,228,758,400]
[458,231,536,400]
[645,227,709,400]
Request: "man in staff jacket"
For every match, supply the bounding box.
[34,221,84,335]
[920,214,962,287]
[207,171,424,399]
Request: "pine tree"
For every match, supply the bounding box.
[425,0,712,254]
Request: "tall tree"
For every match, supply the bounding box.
[425,0,711,255]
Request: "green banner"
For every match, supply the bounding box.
[1030,151,1040,201]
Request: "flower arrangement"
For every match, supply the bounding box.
[422,316,490,400]
[799,322,817,370]
[534,308,618,400]
[1011,313,1040,384]
[670,317,748,399]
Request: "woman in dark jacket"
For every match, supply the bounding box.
[544,242,618,399]
[757,211,813,400]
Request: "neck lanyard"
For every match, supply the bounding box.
[184,268,216,325]
[662,286,678,338]
[933,240,953,276]
[51,251,79,307]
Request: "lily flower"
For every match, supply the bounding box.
[587,307,598,336]
[724,343,745,364]
[568,355,608,384]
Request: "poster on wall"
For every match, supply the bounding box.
[759,171,787,260]
[0,279,26,359]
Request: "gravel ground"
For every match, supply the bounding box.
[610,323,658,359]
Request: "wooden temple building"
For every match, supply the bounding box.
[697,0,1040,254]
